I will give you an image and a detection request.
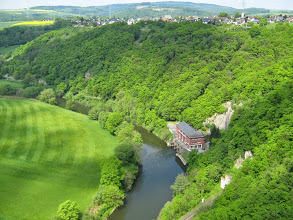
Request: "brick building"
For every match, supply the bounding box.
[176,121,205,150]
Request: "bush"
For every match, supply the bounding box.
[38,88,56,105]
[0,84,16,96]
[65,100,75,111]
[98,111,110,128]
[88,103,104,120]
[22,87,41,98]
[16,88,24,97]
[94,185,125,208]
[105,112,123,134]
[57,200,80,220]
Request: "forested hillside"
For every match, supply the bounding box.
[0,10,74,22]
[2,22,293,129]
[1,20,293,219]
[32,2,270,18]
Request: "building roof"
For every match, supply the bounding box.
[176,121,204,139]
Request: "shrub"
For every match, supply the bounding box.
[105,112,123,134]
[94,185,125,208]
[0,84,16,96]
[22,87,41,98]
[57,200,79,220]
[38,88,56,105]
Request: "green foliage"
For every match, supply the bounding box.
[38,88,56,104]
[234,12,241,18]
[57,200,80,220]
[65,99,75,111]
[170,173,188,196]
[56,82,67,97]
[94,185,125,208]
[98,111,110,129]
[218,12,231,18]
[22,86,41,98]
[106,112,123,134]
[114,142,135,165]
[249,25,261,37]
[88,103,104,120]
[260,18,268,26]
[0,84,16,95]
[99,157,124,188]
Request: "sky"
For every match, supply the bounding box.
[0,0,292,10]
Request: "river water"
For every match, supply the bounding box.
[110,126,185,220]
[56,98,185,220]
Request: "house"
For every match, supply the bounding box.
[286,17,293,23]
[175,121,205,151]
[276,15,284,22]
[202,18,211,24]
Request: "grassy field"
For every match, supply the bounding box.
[11,21,54,26]
[0,79,24,88]
[0,20,54,30]
[0,98,118,220]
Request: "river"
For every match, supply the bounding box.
[56,98,185,220]
[110,126,185,220]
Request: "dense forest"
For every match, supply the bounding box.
[1,20,293,219]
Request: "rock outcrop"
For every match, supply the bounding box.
[220,175,232,189]
[234,151,254,169]
[204,101,234,130]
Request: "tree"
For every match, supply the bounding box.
[114,142,135,164]
[94,185,125,208]
[249,25,261,38]
[170,173,188,196]
[115,121,135,142]
[0,84,16,96]
[56,82,67,97]
[234,12,241,18]
[260,18,268,26]
[219,12,231,18]
[38,88,56,105]
[98,111,110,128]
[100,157,124,188]
[57,200,79,220]
[105,112,123,134]
[88,103,104,120]
[22,87,41,98]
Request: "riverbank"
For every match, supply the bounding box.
[2,93,184,219]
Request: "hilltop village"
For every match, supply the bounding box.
[72,14,293,27]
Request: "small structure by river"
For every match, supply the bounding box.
[167,122,210,165]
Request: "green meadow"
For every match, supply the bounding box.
[0,98,118,220]
[0,79,23,88]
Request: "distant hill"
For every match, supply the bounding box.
[0,9,74,22]
[31,1,271,18]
